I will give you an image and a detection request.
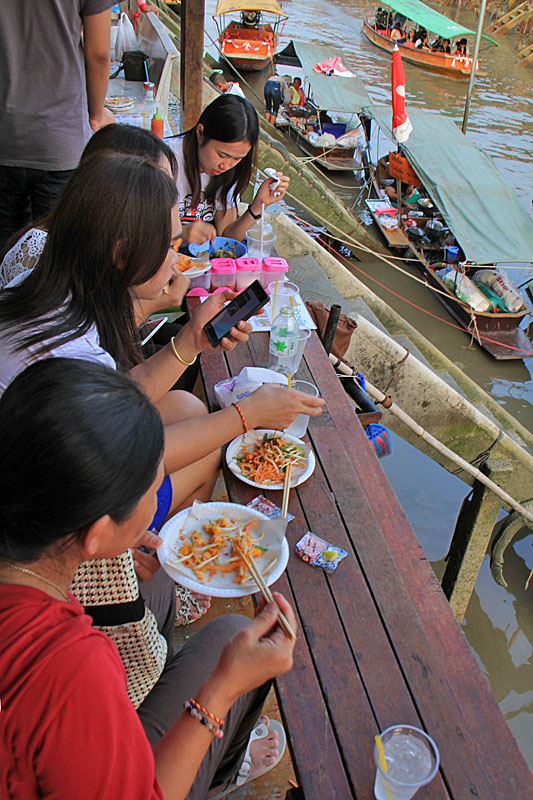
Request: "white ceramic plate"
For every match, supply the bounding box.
[157,501,289,597]
[105,96,135,111]
[226,429,315,490]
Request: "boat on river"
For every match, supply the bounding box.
[364,106,533,360]
[212,0,287,72]
[274,40,370,171]
[362,0,498,78]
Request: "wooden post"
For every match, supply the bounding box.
[441,463,503,621]
[180,0,205,131]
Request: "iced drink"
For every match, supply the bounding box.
[374,725,439,800]
[285,380,319,438]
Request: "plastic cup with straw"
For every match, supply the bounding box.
[375,735,393,800]
[373,726,440,800]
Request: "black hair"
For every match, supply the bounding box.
[209,71,226,88]
[0,124,177,263]
[81,123,178,179]
[0,358,164,563]
[0,152,178,368]
[180,94,259,213]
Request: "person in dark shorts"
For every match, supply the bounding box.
[263,74,291,124]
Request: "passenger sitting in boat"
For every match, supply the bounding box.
[391,26,405,43]
[431,37,445,53]
[443,39,451,54]
[375,7,389,30]
[171,94,289,242]
[454,38,469,56]
[385,183,420,207]
[319,109,333,125]
[405,30,416,45]
[415,33,430,50]
[241,9,261,26]
[289,77,305,107]
[0,357,298,799]
[414,26,427,45]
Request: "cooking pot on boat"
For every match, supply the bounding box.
[424,219,448,242]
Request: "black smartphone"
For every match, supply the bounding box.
[203,280,269,347]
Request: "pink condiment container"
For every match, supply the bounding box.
[210,258,236,291]
[260,256,288,288]
[235,257,262,290]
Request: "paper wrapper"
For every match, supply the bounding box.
[295,532,347,573]
[214,367,287,409]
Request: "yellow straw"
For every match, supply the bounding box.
[287,374,292,389]
[270,279,279,325]
[375,735,393,800]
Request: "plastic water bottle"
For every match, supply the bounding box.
[269,307,299,376]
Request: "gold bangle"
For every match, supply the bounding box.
[170,336,197,367]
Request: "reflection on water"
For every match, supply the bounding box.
[204,0,533,767]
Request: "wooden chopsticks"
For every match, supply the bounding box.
[281,462,292,519]
[234,542,296,641]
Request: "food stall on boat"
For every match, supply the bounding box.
[212,0,287,72]
[274,40,371,171]
[363,107,533,360]
[362,0,498,78]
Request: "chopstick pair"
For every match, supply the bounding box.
[234,541,296,641]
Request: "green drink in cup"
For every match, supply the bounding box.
[374,725,439,800]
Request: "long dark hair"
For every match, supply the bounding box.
[180,94,259,212]
[0,124,178,263]
[0,358,164,563]
[0,152,177,367]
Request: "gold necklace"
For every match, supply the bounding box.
[0,556,70,601]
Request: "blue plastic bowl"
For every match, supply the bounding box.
[188,236,247,259]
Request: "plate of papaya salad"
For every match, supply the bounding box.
[226,430,315,490]
[157,501,289,597]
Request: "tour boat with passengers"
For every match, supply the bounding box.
[362,0,498,78]
[213,0,287,72]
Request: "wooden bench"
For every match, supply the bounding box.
[198,328,532,799]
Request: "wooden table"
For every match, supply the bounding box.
[198,330,532,799]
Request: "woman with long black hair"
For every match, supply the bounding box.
[170,94,289,245]
[0,358,296,799]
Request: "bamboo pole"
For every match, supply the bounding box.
[329,354,533,525]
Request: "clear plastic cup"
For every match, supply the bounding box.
[293,328,311,374]
[285,380,319,438]
[268,280,300,323]
[373,725,439,800]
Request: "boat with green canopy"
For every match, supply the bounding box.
[364,106,533,358]
[274,40,372,170]
[363,0,499,78]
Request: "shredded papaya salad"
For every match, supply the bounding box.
[168,516,276,585]
[236,433,307,485]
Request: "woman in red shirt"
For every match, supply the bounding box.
[0,358,297,799]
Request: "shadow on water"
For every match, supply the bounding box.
[203,0,533,767]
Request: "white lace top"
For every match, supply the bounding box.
[0,228,47,289]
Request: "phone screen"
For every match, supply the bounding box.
[204,281,268,346]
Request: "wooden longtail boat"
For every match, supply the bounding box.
[213,0,287,72]
[275,40,371,171]
[364,107,533,360]
[362,0,498,78]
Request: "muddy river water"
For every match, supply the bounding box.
[204,0,533,768]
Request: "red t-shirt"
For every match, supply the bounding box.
[0,585,164,799]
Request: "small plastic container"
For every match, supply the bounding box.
[210,258,236,291]
[235,257,262,290]
[186,264,211,291]
[261,257,288,288]
[447,245,459,263]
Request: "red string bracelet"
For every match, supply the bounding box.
[232,402,249,433]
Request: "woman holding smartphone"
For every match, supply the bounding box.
[0,151,322,721]
[0,358,297,799]
[170,94,289,245]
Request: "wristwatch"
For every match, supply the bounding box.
[247,204,261,220]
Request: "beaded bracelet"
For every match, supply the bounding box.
[232,402,249,433]
[187,698,224,727]
[170,336,197,367]
[184,700,224,738]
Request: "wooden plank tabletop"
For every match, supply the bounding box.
[198,330,532,799]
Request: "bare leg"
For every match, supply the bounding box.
[155,391,221,515]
